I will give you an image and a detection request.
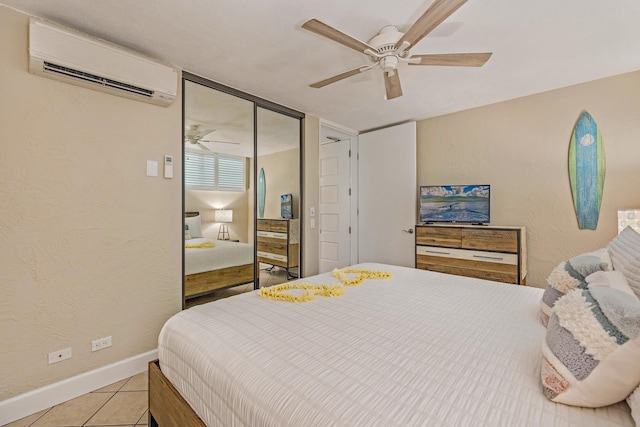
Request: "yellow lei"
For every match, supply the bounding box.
[332,267,392,286]
[185,241,215,248]
[258,283,345,302]
[258,267,391,302]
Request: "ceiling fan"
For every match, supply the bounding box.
[184,124,240,151]
[301,0,492,100]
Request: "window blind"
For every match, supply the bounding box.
[185,149,246,191]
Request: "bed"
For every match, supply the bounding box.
[151,263,634,426]
[184,213,254,299]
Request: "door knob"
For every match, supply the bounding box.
[402,228,414,234]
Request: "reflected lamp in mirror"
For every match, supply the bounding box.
[215,209,233,240]
[618,209,640,234]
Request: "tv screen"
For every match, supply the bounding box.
[419,185,490,224]
[281,194,293,219]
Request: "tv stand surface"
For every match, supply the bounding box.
[415,223,527,285]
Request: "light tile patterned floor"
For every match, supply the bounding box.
[6,265,297,427]
[4,371,149,427]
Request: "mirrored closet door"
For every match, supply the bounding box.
[182,73,303,308]
[256,107,301,285]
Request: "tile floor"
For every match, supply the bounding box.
[7,265,297,426]
[4,371,149,427]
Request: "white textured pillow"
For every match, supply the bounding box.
[627,386,640,427]
[586,270,636,297]
[608,226,640,299]
[185,215,203,238]
[184,224,192,240]
[541,286,640,407]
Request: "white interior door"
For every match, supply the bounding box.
[319,138,351,273]
[358,122,417,267]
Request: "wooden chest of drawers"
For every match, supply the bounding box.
[415,224,527,285]
[257,219,299,270]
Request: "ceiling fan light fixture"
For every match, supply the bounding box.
[379,56,399,73]
[301,0,491,100]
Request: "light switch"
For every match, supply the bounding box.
[310,218,316,229]
[146,160,158,177]
[310,207,315,217]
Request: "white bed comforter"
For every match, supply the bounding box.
[158,263,633,427]
[184,238,253,275]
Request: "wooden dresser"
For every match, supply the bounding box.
[415,224,527,285]
[257,219,299,277]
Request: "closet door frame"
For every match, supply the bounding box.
[181,72,305,305]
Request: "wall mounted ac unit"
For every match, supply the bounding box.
[28,18,177,107]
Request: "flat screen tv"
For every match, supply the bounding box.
[281,193,293,219]
[419,185,490,224]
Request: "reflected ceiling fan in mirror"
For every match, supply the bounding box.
[301,0,492,100]
[184,124,240,151]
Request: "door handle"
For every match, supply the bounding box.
[402,228,414,234]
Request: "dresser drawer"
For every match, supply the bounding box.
[258,251,288,267]
[416,245,518,265]
[418,262,518,285]
[416,226,462,247]
[257,241,288,256]
[257,219,271,231]
[461,229,518,253]
[257,231,287,240]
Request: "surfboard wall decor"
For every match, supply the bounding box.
[568,111,605,230]
[258,168,266,219]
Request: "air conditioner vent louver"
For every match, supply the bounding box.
[43,62,154,98]
[29,18,177,107]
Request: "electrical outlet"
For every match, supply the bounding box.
[92,336,112,352]
[48,348,72,364]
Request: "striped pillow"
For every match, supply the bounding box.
[541,286,640,407]
[540,249,610,326]
[608,226,640,299]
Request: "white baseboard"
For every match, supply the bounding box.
[0,349,158,426]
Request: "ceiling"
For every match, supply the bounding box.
[3,0,640,132]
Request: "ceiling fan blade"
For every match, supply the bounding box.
[409,52,492,67]
[395,0,468,49]
[200,139,241,145]
[302,18,375,54]
[384,71,403,100]
[310,66,370,88]
[197,142,212,151]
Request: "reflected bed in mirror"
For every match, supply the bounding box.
[184,212,254,299]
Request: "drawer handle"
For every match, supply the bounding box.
[473,254,504,261]
[425,250,451,255]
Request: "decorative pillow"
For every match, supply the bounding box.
[627,385,640,427]
[608,226,640,299]
[540,249,610,326]
[586,270,636,298]
[541,286,640,407]
[185,215,203,238]
[184,224,192,240]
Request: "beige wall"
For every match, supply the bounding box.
[257,148,301,219]
[417,70,640,288]
[0,6,182,400]
[303,116,320,277]
[185,189,250,242]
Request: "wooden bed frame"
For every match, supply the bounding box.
[185,263,255,298]
[149,359,205,427]
[184,211,255,299]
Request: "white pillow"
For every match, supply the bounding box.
[608,226,640,299]
[586,270,637,298]
[185,215,203,238]
[627,386,640,427]
[541,285,640,407]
